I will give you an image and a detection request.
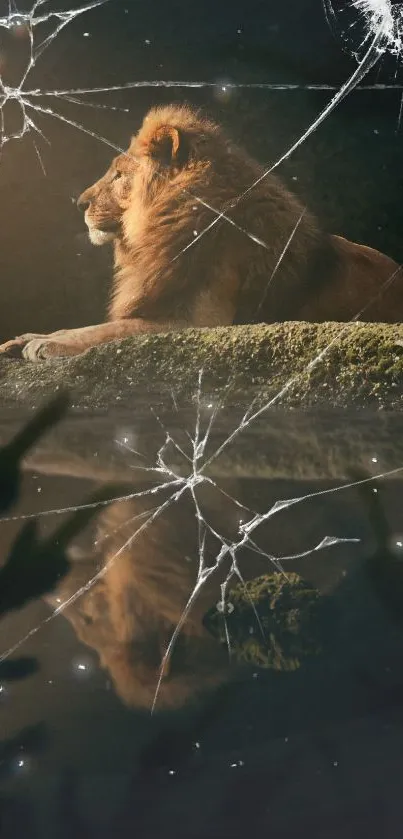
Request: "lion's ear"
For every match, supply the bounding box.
[148,125,187,166]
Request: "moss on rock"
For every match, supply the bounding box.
[2,322,403,411]
[203,572,323,671]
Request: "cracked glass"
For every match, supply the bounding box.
[1,1,403,836]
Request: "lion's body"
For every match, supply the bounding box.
[1,104,400,360]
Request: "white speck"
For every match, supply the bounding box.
[168,769,175,775]
[237,28,242,34]
[77,663,86,671]
[194,742,200,749]
[83,32,90,37]
[292,176,298,180]
[56,598,61,603]
[373,129,379,134]
[371,456,378,463]
[145,39,151,45]
[396,540,403,548]
[333,761,338,767]
[47,680,53,685]
[37,487,42,493]
[18,760,24,768]
[222,86,226,92]
[193,230,198,236]
[216,601,234,614]
[373,488,378,493]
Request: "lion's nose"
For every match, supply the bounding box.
[77,195,90,212]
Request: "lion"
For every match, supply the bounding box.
[42,475,262,712]
[0,103,400,361]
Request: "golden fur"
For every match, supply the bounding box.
[0,104,400,360]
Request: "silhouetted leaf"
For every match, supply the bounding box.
[0,392,69,513]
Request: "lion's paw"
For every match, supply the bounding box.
[22,338,68,361]
[0,334,46,359]
[0,334,72,361]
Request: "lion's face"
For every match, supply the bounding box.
[77,106,228,250]
[77,151,137,246]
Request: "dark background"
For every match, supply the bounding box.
[2,4,403,834]
[0,0,402,340]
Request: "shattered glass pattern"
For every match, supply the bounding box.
[0,0,402,166]
[2,373,403,711]
[0,0,403,720]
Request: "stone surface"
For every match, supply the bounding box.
[2,322,403,411]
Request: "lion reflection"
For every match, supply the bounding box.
[45,479,263,712]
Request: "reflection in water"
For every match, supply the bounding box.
[2,403,403,836]
[0,402,400,717]
[44,481,243,711]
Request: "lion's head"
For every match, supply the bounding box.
[77,105,235,248]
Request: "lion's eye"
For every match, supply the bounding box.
[113,172,122,181]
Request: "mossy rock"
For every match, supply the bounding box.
[2,322,403,411]
[204,572,323,671]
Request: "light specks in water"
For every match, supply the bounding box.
[216,601,234,614]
